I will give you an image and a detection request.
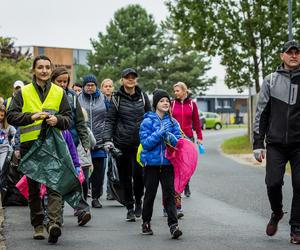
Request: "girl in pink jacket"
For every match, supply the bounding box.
[171,82,203,216]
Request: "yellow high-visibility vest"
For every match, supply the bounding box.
[20,83,63,143]
[6,97,12,109]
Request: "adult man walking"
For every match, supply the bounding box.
[253,41,300,244]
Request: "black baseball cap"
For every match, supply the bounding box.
[121,68,138,78]
[281,41,300,53]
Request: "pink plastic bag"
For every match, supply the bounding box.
[16,176,47,200]
[165,138,198,193]
[78,168,85,184]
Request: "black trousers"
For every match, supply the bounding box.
[266,144,300,226]
[142,165,178,227]
[116,147,144,210]
[90,157,105,199]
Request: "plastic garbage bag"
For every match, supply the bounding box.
[165,138,198,193]
[18,127,82,208]
[107,150,125,206]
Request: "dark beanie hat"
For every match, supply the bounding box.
[82,74,98,87]
[152,89,171,109]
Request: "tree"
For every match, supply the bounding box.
[153,21,216,94]
[166,0,300,93]
[89,4,215,94]
[0,37,32,98]
[89,4,158,89]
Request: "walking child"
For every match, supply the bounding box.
[139,89,183,239]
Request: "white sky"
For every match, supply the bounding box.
[0,0,229,93]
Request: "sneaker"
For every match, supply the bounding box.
[177,209,184,219]
[184,185,191,198]
[170,224,183,239]
[142,222,153,235]
[33,225,45,240]
[266,212,284,236]
[78,211,91,226]
[48,224,61,244]
[106,193,115,200]
[290,226,300,244]
[126,209,136,222]
[135,202,142,218]
[162,208,168,217]
[91,199,102,208]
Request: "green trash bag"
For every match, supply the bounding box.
[18,127,82,208]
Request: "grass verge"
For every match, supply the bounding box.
[221,135,252,154]
[221,134,291,174]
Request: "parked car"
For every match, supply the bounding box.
[199,112,223,130]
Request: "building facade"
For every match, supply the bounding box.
[19,45,90,83]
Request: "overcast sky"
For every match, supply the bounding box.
[0,0,229,91]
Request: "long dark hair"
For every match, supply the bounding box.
[51,67,70,85]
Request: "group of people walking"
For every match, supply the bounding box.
[1,54,202,245]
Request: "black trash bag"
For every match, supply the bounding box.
[18,127,82,208]
[107,151,126,206]
[0,148,28,206]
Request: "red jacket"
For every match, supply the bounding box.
[171,98,202,140]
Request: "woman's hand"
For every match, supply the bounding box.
[46,115,58,126]
[197,139,203,145]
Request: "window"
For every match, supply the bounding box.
[38,47,44,55]
[223,99,231,108]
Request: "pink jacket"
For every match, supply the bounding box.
[171,98,202,140]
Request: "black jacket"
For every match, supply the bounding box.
[7,79,72,154]
[103,86,151,149]
[253,65,300,149]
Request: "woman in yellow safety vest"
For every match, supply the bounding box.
[7,55,72,244]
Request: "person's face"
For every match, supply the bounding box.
[13,86,21,94]
[173,86,186,100]
[73,85,82,95]
[122,74,137,89]
[101,80,114,97]
[54,73,69,89]
[156,97,170,113]
[33,59,52,83]
[84,82,97,94]
[280,48,300,70]
[0,111,5,122]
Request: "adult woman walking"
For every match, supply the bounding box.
[103,68,151,222]
[7,55,72,244]
[171,82,202,214]
[78,74,107,208]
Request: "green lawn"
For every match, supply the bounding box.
[222,124,247,129]
[221,134,252,154]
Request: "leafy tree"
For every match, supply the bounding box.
[0,37,32,98]
[166,0,300,93]
[89,4,215,94]
[89,4,158,89]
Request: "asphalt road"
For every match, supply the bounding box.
[3,128,294,249]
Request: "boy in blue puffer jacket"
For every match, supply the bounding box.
[139,89,183,239]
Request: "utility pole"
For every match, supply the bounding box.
[288,0,293,40]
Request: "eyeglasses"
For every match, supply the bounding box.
[85,83,96,88]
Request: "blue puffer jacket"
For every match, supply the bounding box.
[139,112,182,166]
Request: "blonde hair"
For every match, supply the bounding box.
[101,78,114,89]
[173,82,188,92]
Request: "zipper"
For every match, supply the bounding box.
[286,72,292,144]
[89,95,93,130]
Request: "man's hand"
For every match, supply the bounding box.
[46,115,58,126]
[253,149,265,162]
